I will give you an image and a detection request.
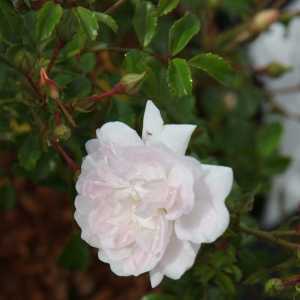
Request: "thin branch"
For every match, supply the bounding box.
[46,39,64,74]
[271,230,300,237]
[51,139,80,173]
[239,225,300,252]
[87,83,126,102]
[105,0,127,14]
[53,97,77,128]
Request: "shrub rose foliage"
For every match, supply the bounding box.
[1,0,300,299]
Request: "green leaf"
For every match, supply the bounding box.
[189,52,238,87]
[75,7,99,40]
[169,13,200,56]
[167,58,192,97]
[96,12,118,33]
[133,1,158,47]
[0,183,16,212]
[58,233,90,271]
[157,0,180,16]
[257,122,283,157]
[0,0,23,44]
[216,272,236,295]
[79,53,96,73]
[61,31,86,58]
[36,1,63,41]
[18,135,42,171]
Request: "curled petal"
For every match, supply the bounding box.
[165,164,194,220]
[150,235,199,287]
[175,161,233,244]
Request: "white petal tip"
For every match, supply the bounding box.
[150,269,164,288]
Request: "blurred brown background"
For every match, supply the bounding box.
[0,154,151,300]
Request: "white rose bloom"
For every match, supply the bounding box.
[249,0,300,227]
[74,100,233,287]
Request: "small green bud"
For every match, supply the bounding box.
[265,278,284,295]
[54,124,71,141]
[265,62,292,78]
[120,72,145,94]
[251,9,279,33]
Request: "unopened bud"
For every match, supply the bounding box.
[257,61,291,78]
[251,9,279,33]
[265,278,283,295]
[120,72,145,95]
[54,124,71,141]
[40,68,59,99]
[265,62,291,78]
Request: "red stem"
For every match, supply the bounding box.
[51,139,80,173]
[282,274,300,287]
[47,40,64,74]
[25,73,44,100]
[54,111,61,126]
[87,83,126,102]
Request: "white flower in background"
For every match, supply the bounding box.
[249,0,300,227]
[74,100,233,287]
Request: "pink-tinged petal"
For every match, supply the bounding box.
[142,100,164,142]
[150,268,164,288]
[165,164,194,220]
[85,138,100,154]
[155,235,199,280]
[175,161,233,244]
[96,121,142,147]
[132,214,172,275]
[98,251,131,276]
[155,124,196,155]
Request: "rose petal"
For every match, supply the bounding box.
[175,162,232,243]
[142,100,164,142]
[154,124,196,155]
[85,138,100,154]
[165,164,194,220]
[151,235,199,287]
[150,268,164,288]
[96,121,142,147]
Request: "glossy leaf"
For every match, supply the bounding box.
[75,7,99,40]
[133,1,158,47]
[157,0,180,16]
[189,52,238,87]
[96,12,118,33]
[167,58,192,96]
[36,1,63,41]
[169,14,200,56]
